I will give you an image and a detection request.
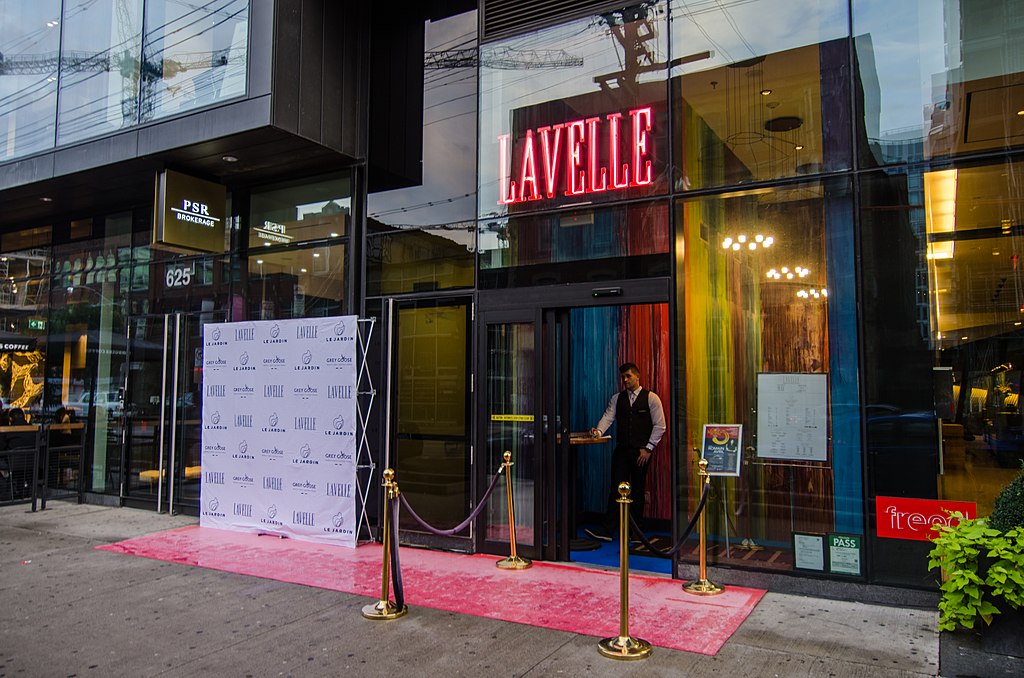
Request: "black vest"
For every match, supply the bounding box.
[616,389,653,450]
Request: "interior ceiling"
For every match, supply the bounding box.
[0,129,356,234]
[933,161,1024,336]
[679,43,823,182]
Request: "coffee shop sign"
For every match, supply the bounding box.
[497,106,653,205]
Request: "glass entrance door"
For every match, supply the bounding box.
[121,312,217,513]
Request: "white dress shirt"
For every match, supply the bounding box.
[593,386,666,450]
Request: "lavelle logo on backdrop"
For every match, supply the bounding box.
[234,414,253,428]
[232,502,253,517]
[205,471,225,485]
[203,496,225,518]
[327,384,353,399]
[295,350,319,371]
[263,476,283,491]
[207,384,226,397]
[296,324,318,340]
[235,326,255,341]
[294,415,317,431]
[292,511,316,527]
[293,443,319,465]
[326,320,353,343]
[326,482,352,498]
[261,504,283,527]
[262,412,286,433]
[233,440,254,460]
[264,384,284,398]
[265,323,287,344]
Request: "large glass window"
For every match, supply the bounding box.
[250,174,350,250]
[861,158,1024,585]
[140,0,248,122]
[670,0,850,190]
[853,0,1024,166]
[57,0,144,145]
[479,3,669,218]
[367,9,478,296]
[677,179,861,576]
[478,200,670,288]
[247,244,346,321]
[0,1,62,159]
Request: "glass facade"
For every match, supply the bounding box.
[0,0,248,160]
[1,0,1023,593]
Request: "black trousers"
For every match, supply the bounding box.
[604,444,648,531]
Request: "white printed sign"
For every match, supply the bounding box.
[200,316,359,546]
[756,373,829,462]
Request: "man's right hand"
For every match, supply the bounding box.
[590,427,601,438]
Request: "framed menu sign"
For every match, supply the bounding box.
[700,424,743,477]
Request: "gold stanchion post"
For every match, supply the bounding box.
[496,451,532,570]
[598,482,652,660]
[683,458,724,595]
[361,468,409,619]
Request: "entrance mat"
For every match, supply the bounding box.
[98,526,765,656]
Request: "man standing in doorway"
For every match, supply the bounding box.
[586,362,666,541]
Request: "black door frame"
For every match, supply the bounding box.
[474,277,671,561]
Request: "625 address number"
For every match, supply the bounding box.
[165,266,193,288]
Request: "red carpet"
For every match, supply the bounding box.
[98,526,764,655]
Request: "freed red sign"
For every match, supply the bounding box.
[875,496,977,541]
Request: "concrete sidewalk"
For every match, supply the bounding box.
[0,501,939,677]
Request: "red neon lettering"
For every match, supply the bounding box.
[565,119,586,196]
[519,130,540,201]
[499,108,655,205]
[630,107,652,186]
[586,117,608,192]
[537,125,564,199]
[607,112,630,189]
[497,134,515,205]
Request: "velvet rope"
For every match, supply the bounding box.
[627,481,711,559]
[397,466,505,537]
[389,497,404,610]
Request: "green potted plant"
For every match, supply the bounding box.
[929,467,1024,676]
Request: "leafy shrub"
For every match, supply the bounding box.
[928,513,1024,631]
[989,467,1024,533]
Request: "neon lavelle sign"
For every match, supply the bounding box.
[497,107,654,205]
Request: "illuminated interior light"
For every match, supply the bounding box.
[255,259,263,264]
[755,234,764,242]
[313,252,321,258]
[787,273,794,279]
[330,232,339,237]
[748,242,757,250]
[781,267,789,273]
[961,336,968,340]
[794,144,804,150]
[737,235,747,243]
[821,289,828,297]
[732,243,741,251]
[722,238,733,248]
[760,89,772,96]
[763,237,774,247]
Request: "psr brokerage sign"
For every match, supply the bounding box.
[153,169,227,253]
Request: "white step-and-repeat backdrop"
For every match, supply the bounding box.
[200,316,359,546]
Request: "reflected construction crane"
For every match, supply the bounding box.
[425,46,583,70]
